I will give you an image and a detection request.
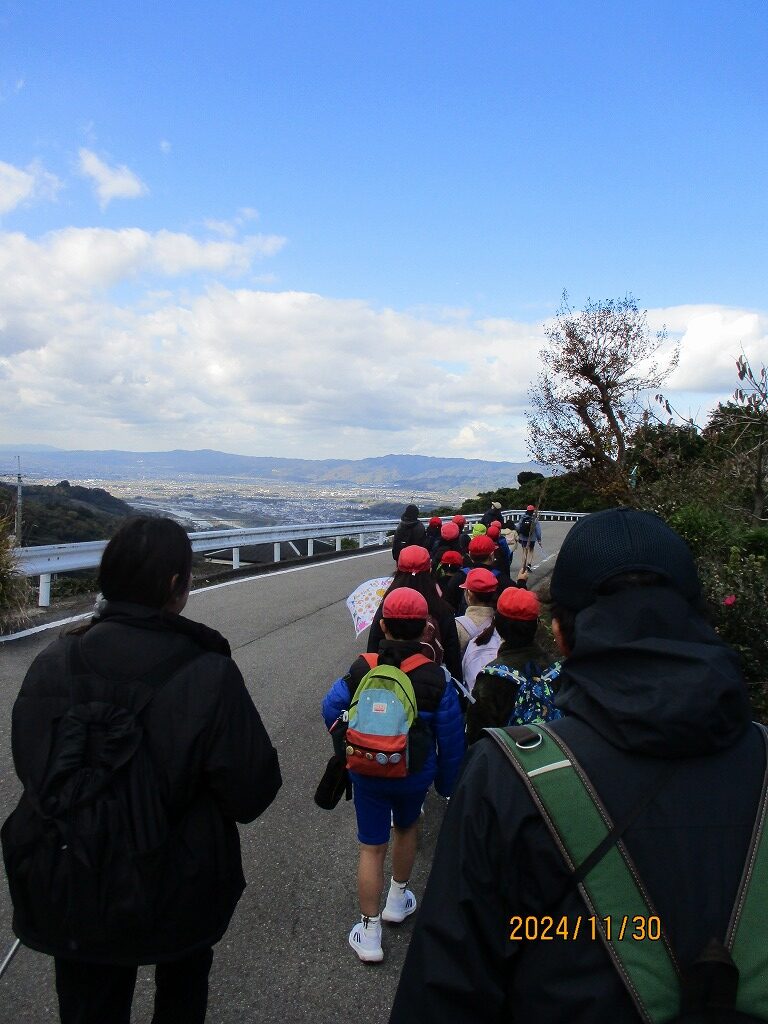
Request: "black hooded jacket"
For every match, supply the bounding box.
[390,587,763,1023]
[392,505,428,561]
[3,602,282,965]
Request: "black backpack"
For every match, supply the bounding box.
[2,636,202,953]
[518,512,533,535]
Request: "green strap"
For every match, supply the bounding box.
[727,723,768,1016]
[487,725,680,1024]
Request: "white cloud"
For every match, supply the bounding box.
[159,139,171,154]
[0,223,764,461]
[78,148,148,208]
[0,159,61,214]
[651,305,768,394]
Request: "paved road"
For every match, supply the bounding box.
[0,526,571,1023]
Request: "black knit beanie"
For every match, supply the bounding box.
[402,504,420,522]
[550,507,700,612]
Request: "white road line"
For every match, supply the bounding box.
[0,547,391,644]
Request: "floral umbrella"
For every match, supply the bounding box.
[346,576,393,636]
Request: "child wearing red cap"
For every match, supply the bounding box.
[424,516,443,555]
[465,585,555,743]
[430,521,463,572]
[367,547,463,682]
[322,588,465,964]
[455,567,498,655]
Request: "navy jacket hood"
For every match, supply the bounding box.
[556,586,750,757]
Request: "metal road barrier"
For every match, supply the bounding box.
[12,509,586,607]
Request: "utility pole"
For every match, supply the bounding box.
[15,456,22,546]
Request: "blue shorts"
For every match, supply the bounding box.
[352,777,428,845]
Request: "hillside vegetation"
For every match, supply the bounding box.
[0,481,134,546]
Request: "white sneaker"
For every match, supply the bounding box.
[382,888,417,923]
[348,916,383,963]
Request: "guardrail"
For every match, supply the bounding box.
[12,509,586,606]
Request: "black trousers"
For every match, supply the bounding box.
[54,947,214,1024]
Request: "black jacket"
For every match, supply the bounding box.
[480,509,504,528]
[3,602,281,965]
[390,587,762,1023]
[392,518,428,561]
[367,595,463,682]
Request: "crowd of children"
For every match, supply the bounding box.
[321,504,560,963]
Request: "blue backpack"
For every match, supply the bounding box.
[345,653,431,778]
[481,660,562,726]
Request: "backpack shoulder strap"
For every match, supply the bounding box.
[360,653,378,669]
[400,653,432,674]
[485,724,680,1024]
[725,722,768,1016]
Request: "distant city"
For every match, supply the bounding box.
[2,447,548,531]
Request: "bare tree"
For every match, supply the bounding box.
[526,293,677,489]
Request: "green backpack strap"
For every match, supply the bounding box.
[726,723,768,1016]
[486,724,681,1024]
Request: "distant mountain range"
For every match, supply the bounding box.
[0,446,550,493]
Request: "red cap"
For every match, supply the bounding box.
[526,505,535,512]
[459,567,499,593]
[382,588,429,620]
[497,587,540,621]
[486,524,501,538]
[440,550,463,567]
[440,521,460,540]
[452,514,466,527]
[397,545,431,574]
[468,535,495,557]
[428,517,442,527]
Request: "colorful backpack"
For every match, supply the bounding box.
[481,660,562,726]
[345,653,430,778]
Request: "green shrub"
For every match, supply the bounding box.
[698,548,768,719]
[742,528,768,559]
[0,516,31,630]
[668,505,733,559]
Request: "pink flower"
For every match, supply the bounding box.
[723,594,737,607]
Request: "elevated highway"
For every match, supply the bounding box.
[0,523,573,1023]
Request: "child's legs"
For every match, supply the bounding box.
[391,821,419,883]
[358,842,388,916]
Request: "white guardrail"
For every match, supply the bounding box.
[12,509,586,607]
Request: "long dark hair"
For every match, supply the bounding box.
[382,570,448,619]
[98,517,193,609]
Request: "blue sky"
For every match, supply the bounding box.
[1,1,766,461]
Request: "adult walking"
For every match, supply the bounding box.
[391,504,428,562]
[516,504,542,570]
[390,508,766,1022]
[2,517,282,1024]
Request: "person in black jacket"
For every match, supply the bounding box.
[390,508,763,1023]
[368,545,462,681]
[3,517,281,1024]
[479,501,504,528]
[391,504,428,562]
